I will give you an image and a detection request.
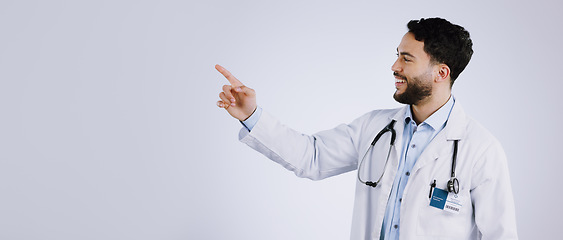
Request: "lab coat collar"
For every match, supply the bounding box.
[443,101,467,140]
[390,105,408,124]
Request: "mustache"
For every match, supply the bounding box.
[393,72,407,80]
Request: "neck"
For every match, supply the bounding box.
[411,91,451,125]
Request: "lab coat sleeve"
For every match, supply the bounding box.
[238,110,368,180]
[470,139,518,239]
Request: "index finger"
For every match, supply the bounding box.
[215,64,243,87]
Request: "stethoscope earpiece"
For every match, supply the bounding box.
[365,181,378,187]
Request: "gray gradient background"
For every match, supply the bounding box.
[1,0,561,239]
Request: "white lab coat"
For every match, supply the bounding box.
[238,102,518,240]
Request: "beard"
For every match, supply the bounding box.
[393,71,433,105]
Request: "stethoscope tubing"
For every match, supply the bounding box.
[357,120,396,188]
[358,119,460,194]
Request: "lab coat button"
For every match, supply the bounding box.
[394,225,398,229]
[405,171,410,176]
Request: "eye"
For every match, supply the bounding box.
[396,53,411,62]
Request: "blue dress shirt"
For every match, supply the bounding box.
[380,96,454,240]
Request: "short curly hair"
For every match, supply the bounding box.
[407,18,473,86]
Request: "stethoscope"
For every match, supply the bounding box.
[357,120,460,194]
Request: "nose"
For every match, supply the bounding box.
[391,58,401,73]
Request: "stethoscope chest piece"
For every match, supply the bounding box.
[447,177,459,194]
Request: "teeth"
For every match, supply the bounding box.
[395,79,406,83]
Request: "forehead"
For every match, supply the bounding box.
[397,32,429,60]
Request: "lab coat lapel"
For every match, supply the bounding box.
[388,106,408,170]
[411,131,449,173]
[411,102,468,173]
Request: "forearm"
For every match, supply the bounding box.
[238,110,359,180]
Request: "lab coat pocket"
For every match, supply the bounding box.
[416,192,472,238]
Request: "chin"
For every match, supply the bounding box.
[393,92,402,103]
[393,91,403,99]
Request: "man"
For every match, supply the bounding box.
[215,17,517,240]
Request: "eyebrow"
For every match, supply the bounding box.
[396,48,416,58]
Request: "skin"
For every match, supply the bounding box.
[392,32,452,124]
[217,32,453,125]
[215,64,257,121]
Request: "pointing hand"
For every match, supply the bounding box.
[215,64,257,121]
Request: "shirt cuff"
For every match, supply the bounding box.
[240,106,262,131]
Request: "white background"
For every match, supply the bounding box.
[1,0,562,239]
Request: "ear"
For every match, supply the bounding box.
[434,64,451,83]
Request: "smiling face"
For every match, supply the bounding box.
[391,32,438,105]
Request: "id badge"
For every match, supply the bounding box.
[429,188,462,214]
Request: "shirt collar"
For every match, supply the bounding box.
[404,95,455,131]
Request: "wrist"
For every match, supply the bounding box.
[242,106,258,121]
[241,106,262,131]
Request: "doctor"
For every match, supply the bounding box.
[215,18,517,240]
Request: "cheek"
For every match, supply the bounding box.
[403,66,423,79]
[403,71,416,82]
